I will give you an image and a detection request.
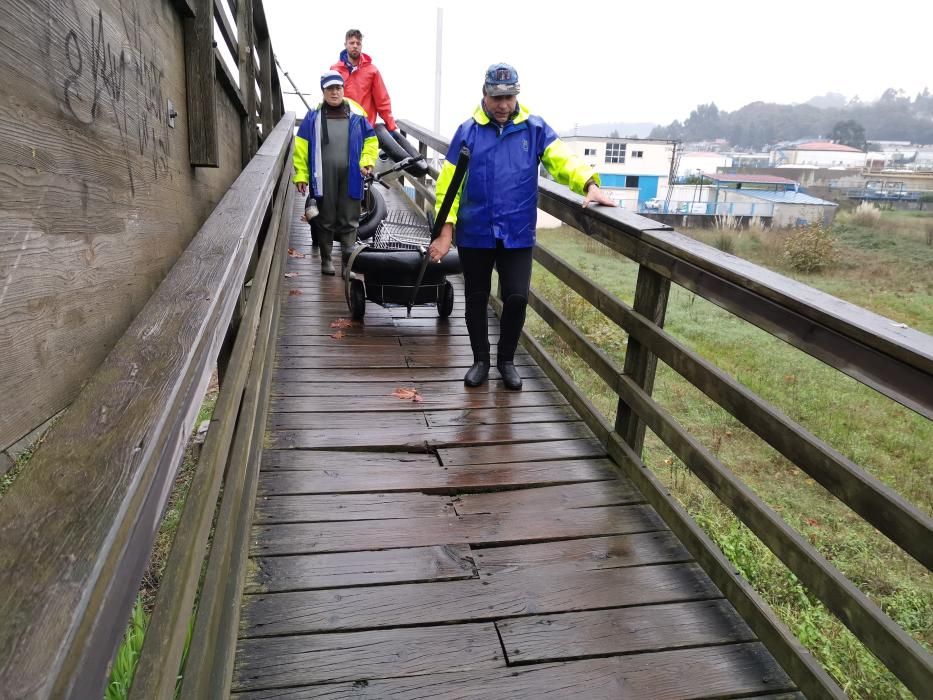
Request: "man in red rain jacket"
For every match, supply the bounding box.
[330,29,398,132]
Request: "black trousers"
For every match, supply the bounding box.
[459,242,533,364]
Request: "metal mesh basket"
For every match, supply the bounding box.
[370,211,432,251]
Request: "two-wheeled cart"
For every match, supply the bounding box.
[344,147,471,320]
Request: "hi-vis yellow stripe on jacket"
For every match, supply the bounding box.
[435,102,599,248]
[293,98,377,200]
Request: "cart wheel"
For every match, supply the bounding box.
[349,278,366,319]
[358,186,387,241]
[438,280,454,318]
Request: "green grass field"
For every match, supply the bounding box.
[530,209,932,698]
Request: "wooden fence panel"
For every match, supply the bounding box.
[0,0,244,451]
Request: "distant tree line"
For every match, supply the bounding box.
[649,88,933,148]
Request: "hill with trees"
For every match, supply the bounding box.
[649,89,933,148]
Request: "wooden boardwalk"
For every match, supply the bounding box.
[231,194,799,698]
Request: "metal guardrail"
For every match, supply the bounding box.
[397,118,933,699]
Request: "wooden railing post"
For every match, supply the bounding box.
[615,264,671,455]
[236,0,257,166]
[183,0,218,166]
[257,34,273,137]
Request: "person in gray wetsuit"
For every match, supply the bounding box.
[293,71,377,274]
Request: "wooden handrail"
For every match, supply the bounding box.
[533,244,932,570]
[0,113,294,700]
[128,127,294,700]
[399,121,933,697]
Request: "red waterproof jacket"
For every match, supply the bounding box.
[331,50,397,131]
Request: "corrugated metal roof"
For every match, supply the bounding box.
[705,173,797,185]
[791,141,864,153]
[737,190,837,206]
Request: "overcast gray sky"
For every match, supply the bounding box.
[263,0,933,138]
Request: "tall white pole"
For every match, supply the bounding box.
[434,8,443,137]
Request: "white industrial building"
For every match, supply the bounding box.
[770,141,866,168]
[677,151,733,178]
[557,136,676,210]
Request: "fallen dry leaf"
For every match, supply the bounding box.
[288,247,306,258]
[284,272,298,278]
[330,318,355,329]
[288,289,303,296]
[330,331,346,339]
[391,387,423,402]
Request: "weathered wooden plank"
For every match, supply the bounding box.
[473,531,690,574]
[267,420,592,450]
[276,334,496,347]
[397,330,495,343]
[278,325,476,338]
[439,438,605,466]
[246,544,476,593]
[251,504,665,556]
[407,354,534,368]
[253,492,452,523]
[233,623,504,691]
[271,377,556,397]
[425,405,578,427]
[498,599,755,663]
[453,480,642,515]
[269,390,568,414]
[266,411,427,432]
[275,355,409,370]
[282,314,398,327]
[239,562,715,636]
[261,449,437,471]
[274,367,548,387]
[233,641,793,699]
[277,335,404,348]
[258,458,618,495]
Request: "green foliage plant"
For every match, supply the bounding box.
[782,223,837,272]
[104,599,148,700]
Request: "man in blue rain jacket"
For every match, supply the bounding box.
[429,63,616,389]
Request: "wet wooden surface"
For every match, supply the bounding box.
[232,197,795,696]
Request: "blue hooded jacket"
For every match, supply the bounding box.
[435,103,598,248]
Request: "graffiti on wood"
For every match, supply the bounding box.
[59,2,173,193]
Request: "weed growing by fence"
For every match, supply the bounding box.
[782,223,837,272]
[103,599,147,700]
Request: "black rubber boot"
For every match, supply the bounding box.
[497,360,522,390]
[464,356,490,386]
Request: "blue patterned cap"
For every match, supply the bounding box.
[484,63,520,96]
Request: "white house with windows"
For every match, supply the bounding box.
[557,136,676,210]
